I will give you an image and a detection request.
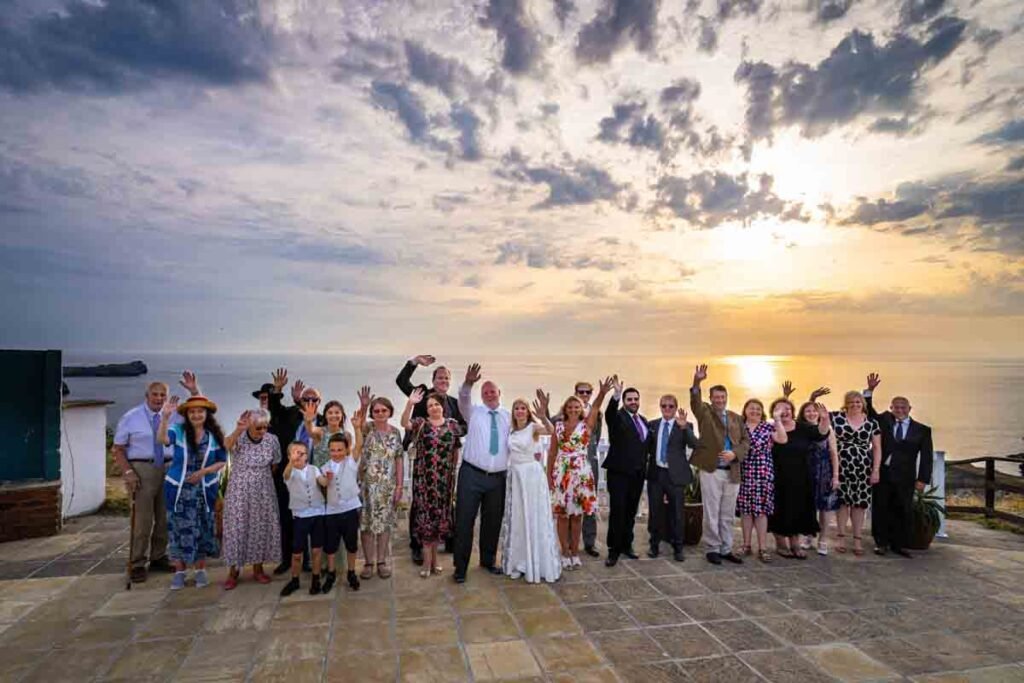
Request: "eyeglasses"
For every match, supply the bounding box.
[660,404,676,409]
[301,397,320,404]
[252,425,269,432]
[577,389,592,395]
[371,408,390,414]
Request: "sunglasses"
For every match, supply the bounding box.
[577,389,592,395]
[660,404,676,409]
[301,397,321,403]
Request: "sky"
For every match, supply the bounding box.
[1,0,1022,358]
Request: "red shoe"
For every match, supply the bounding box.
[253,572,272,585]
[224,575,238,591]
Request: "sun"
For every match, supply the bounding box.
[723,355,782,393]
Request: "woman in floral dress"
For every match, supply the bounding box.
[831,391,882,557]
[736,399,784,563]
[401,388,463,578]
[547,377,612,569]
[222,409,281,589]
[356,387,404,579]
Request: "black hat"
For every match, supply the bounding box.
[252,382,275,399]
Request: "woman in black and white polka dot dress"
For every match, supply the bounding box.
[830,392,881,557]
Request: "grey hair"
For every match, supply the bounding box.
[249,409,271,426]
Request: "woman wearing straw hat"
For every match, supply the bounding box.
[158,394,229,590]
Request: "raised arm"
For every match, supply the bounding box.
[157,396,179,446]
[397,354,434,397]
[587,377,613,433]
[268,368,289,421]
[533,389,554,436]
[770,403,789,444]
[690,364,709,416]
[675,408,700,449]
[401,387,425,430]
[815,402,832,436]
[458,363,482,420]
[302,402,324,444]
[864,373,882,420]
[225,411,250,452]
[605,375,622,433]
[179,370,202,397]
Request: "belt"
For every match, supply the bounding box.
[463,461,506,477]
[129,458,171,464]
[716,465,732,471]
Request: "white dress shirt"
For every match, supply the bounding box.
[322,457,361,515]
[113,402,181,461]
[458,385,511,472]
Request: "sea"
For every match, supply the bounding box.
[62,352,1024,465]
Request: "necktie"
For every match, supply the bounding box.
[488,410,499,455]
[660,421,670,466]
[152,412,162,459]
[632,413,644,440]
[721,413,732,451]
[896,420,906,441]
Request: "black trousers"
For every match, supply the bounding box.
[872,467,914,550]
[606,470,645,555]
[647,467,685,551]
[582,450,600,549]
[453,462,506,576]
[274,476,292,565]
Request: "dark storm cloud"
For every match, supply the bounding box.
[576,0,660,64]
[655,171,801,228]
[0,0,272,93]
[734,17,967,140]
[480,0,543,75]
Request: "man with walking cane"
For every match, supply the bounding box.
[112,372,200,584]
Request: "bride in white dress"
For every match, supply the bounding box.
[500,392,562,583]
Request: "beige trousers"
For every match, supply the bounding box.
[130,461,168,569]
[700,469,739,554]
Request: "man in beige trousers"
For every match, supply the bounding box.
[689,364,750,565]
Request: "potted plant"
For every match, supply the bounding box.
[907,485,945,550]
[683,465,703,545]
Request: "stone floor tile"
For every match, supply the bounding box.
[103,637,192,681]
[649,575,708,598]
[800,643,901,682]
[756,613,836,646]
[336,594,393,622]
[63,615,140,648]
[326,653,398,682]
[395,590,451,620]
[628,558,686,578]
[467,640,541,681]
[807,610,892,641]
[599,578,661,601]
[590,629,666,666]
[570,603,636,633]
[676,655,763,682]
[854,637,948,676]
[460,611,521,643]
[647,623,727,660]
[183,629,262,673]
[549,667,620,683]
[694,571,751,594]
[703,618,785,652]
[451,588,503,614]
[0,577,77,603]
[516,607,581,637]
[271,599,332,628]
[672,595,742,622]
[740,648,838,683]
[163,585,224,610]
[330,620,393,653]
[616,661,690,683]
[530,634,604,672]
[765,587,836,612]
[911,664,1024,683]
[960,629,1024,662]
[399,646,469,682]
[249,657,323,683]
[621,599,690,626]
[204,604,276,632]
[555,582,614,605]
[903,632,1005,671]
[20,644,119,683]
[93,588,166,617]
[259,626,329,662]
[503,584,564,611]
[395,616,459,650]
[3,617,79,650]
[136,608,213,639]
[0,600,36,623]
[724,591,793,618]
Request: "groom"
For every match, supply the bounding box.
[453,363,511,583]
[603,377,650,567]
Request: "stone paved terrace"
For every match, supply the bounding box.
[1,515,1024,682]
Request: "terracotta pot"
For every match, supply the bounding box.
[683,503,703,546]
[906,513,937,551]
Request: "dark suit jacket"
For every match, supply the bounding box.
[646,419,698,487]
[602,396,649,475]
[395,361,467,447]
[865,394,933,485]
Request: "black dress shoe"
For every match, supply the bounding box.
[706,552,722,565]
[721,553,743,565]
[605,553,620,567]
[273,562,290,575]
[584,546,600,558]
[453,573,466,584]
[412,548,424,566]
[892,547,913,558]
[148,557,173,573]
[673,550,685,562]
[480,564,503,575]
[129,566,147,583]
[623,548,639,560]
[873,547,888,556]
[647,546,660,559]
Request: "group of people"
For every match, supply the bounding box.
[112,356,934,594]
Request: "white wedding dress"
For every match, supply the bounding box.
[500,424,562,583]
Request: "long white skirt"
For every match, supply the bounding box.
[500,460,562,583]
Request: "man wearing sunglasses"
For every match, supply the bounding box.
[646,395,698,562]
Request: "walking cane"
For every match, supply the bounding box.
[126,489,137,591]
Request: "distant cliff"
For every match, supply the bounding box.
[63,360,148,378]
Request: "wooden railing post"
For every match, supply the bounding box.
[985,458,996,518]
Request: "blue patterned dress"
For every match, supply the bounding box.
[167,432,220,564]
[736,421,775,517]
[808,433,840,512]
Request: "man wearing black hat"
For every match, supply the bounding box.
[253,382,275,411]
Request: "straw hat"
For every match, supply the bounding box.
[177,395,218,416]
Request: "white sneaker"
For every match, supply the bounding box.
[817,542,828,556]
[509,571,522,580]
[561,556,571,569]
[571,556,582,569]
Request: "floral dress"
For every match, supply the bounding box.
[410,418,463,544]
[550,421,597,516]
[311,429,343,468]
[167,432,220,564]
[736,421,775,517]
[359,426,403,534]
[222,431,281,568]
[831,412,881,509]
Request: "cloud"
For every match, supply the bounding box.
[597,101,665,151]
[553,0,577,27]
[1007,156,1024,172]
[450,105,483,160]
[655,171,802,228]
[494,235,626,271]
[0,0,272,93]
[496,150,626,209]
[974,119,1024,146]
[370,81,434,144]
[810,0,855,23]
[576,0,660,64]
[841,198,930,225]
[404,41,473,98]
[480,0,543,75]
[898,0,946,27]
[734,17,967,140]
[575,279,609,299]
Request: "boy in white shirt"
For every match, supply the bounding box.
[321,432,363,593]
[281,441,327,596]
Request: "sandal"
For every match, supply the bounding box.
[377,561,392,579]
[739,544,752,557]
[836,533,847,554]
[776,547,796,559]
[431,565,443,576]
[852,536,864,557]
[360,562,374,580]
[792,549,808,560]
[419,568,430,578]
[758,549,772,563]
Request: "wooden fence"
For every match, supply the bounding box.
[945,454,1024,525]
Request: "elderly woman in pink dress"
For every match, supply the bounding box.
[221,409,282,589]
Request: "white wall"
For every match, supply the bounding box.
[61,404,108,517]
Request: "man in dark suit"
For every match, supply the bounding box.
[603,377,650,567]
[396,354,467,565]
[646,394,699,562]
[865,373,933,558]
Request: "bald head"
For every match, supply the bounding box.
[481,380,501,409]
